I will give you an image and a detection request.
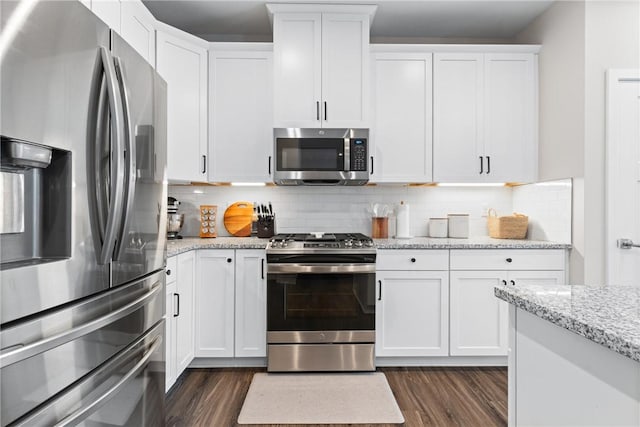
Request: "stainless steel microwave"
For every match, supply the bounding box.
[273,128,369,186]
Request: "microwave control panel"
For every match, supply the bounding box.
[350,139,367,171]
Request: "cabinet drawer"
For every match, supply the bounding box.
[450,249,565,271]
[166,256,178,284]
[377,250,449,271]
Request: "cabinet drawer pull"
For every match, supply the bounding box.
[268,156,272,175]
[506,258,513,263]
[261,258,264,279]
[479,156,483,174]
[502,280,507,286]
[486,156,491,174]
[370,156,374,175]
[227,258,232,263]
[324,101,327,121]
[174,293,179,317]
[410,258,416,263]
[510,280,516,286]
[316,101,320,121]
[378,280,382,301]
[202,155,207,174]
[166,269,171,276]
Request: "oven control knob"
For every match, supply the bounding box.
[354,240,363,247]
[365,240,374,247]
[344,240,353,247]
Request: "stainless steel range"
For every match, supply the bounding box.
[266,233,376,372]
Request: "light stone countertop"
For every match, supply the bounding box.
[495,284,640,362]
[167,236,571,257]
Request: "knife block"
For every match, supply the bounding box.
[257,215,275,238]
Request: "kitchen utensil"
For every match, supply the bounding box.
[372,217,389,239]
[167,213,184,239]
[448,214,469,238]
[224,201,254,237]
[429,218,448,238]
[199,205,218,238]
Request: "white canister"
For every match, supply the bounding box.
[396,201,411,238]
[429,218,448,238]
[448,214,469,238]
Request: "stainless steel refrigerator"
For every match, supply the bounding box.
[0,1,167,425]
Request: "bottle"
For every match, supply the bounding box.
[396,201,411,238]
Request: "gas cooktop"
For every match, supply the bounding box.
[267,232,375,252]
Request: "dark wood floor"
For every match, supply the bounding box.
[166,367,507,427]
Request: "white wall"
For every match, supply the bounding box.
[169,184,572,246]
[516,0,640,285]
[583,0,640,284]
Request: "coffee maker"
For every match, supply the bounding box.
[167,197,184,239]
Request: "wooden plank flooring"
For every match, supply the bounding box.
[166,367,507,427]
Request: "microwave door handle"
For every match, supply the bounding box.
[112,56,137,261]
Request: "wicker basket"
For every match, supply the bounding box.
[487,209,529,239]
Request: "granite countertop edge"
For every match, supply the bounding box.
[494,286,640,363]
[167,236,572,256]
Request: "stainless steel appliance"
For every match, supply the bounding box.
[167,197,184,239]
[266,233,376,372]
[273,128,369,186]
[0,1,167,425]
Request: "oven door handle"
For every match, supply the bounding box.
[267,263,376,274]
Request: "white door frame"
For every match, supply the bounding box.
[605,69,640,286]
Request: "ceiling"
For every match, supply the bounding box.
[142,0,555,42]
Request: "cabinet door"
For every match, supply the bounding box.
[120,0,156,66]
[484,53,537,183]
[321,13,369,128]
[195,250,235,357]
[507,270,566,287]
[376,270,449,357]
[156,31,208,182]
[433,53,484,182]
[165,280,177,392]
[92,0,121,32]
[175,251,195,374]
[209,50,273,182]
[235,250,267,357]
[371,53,432,182]
[273,13,322,128]
[449,271,508,356]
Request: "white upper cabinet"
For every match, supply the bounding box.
[120,0,156,66]
[91,0,121,32]
[209,46,273,182]
[270,5,374,128]
[433,52,537,183]
[156,26,208,182]
[370,51,433,182]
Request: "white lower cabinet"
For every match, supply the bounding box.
[449,249,566,357]
[165,252,195,392]
[376,250,449,357]
[195,250,235,357]
[195,249,267,359]
[234,250,267,357]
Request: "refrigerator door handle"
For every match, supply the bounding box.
[112,56,137,261]
[87,46,127,265]
[0,281,161,367]
[53,336,162,427]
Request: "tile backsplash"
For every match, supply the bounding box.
[169,179,572,243]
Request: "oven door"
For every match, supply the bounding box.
[267,261,376,342]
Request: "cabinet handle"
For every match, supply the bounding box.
[324,101,327,121]
[166,269,171,276]
[261,258,264,279]
[506,258,513,263]
[316,101,320,121]
[202,155,207,174]
[486,156,491,174]
[174,293,179,317]
[510,280,516,286]
[227,258,232,263]
[479,156,484,174]
[502,280,507,286]
[268,156,271,175]
[370,156,374,175]
[410,257,416,263]
[378,280,382,301]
